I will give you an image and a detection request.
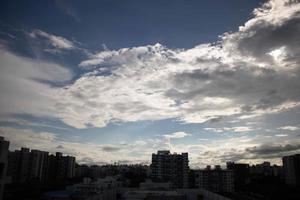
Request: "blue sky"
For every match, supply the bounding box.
[1,0,300,168]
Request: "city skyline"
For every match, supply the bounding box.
[1,0,300,168]
[2,136,299,200]
[2,136,294,169]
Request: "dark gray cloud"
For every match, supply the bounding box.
[101,145,122,152]
[56,145,64,149]
[246,144,300,155]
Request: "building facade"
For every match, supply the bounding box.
[195,166,234,193]
[7,148,75,183]
[283,154,300,186]
[226,162,250,191]
[151,150,189,188]
[47,152,76,181]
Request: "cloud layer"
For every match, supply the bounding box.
[51,0,300,128]
[1,0,300,166]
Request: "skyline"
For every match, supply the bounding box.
[1,0,300,168]
[2,138,291,169]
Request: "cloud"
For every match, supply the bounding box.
[0,127,171,165]
[204,126,253,133]
[0,49,73,118]
[275,134,288,137]
[246,143,300,155]
[46,0,300,128]
[56,145,64,149]
[0,126,57,150]
[163,131,191,139]
[278,126,299,131]
[224,126,253,132]
[1,0,300,132]
[29,29,75,52]
[1,125,299,167]
[101,145,122,152]
[204,128,224,133]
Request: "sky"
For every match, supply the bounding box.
[0,0,300,168]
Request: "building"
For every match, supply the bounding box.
[45,177,117,200]
[29,150,49,182]
[47,152,76,181]
[120,179,231,200]
[282,154,300,186]
[123,190,185,200]
[250,162,283,181]
[0,137,10,200]
[69,177,117,200]
[150,150,189,188]
[7,147,31,183]
[195,166,234,193]
[226,162,249,191]
[7,148,75,183]
[8,148,49,183]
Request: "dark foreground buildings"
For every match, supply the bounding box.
[7,148,75,184]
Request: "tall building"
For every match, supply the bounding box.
[150,150,189,188]
[195,166,234,193]
[226,162,250,191]
[48,152,76,181]
[0,137,9,200]
[29,150,49,182]
[7,147,31,183]
[282,154,300,186]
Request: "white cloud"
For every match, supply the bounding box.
[204,128,224,133]
[49,0,300,128]
[163,131,191,139]
[204,126,253,133]
[275,134,288,137]
[224,126,253,132]
[29,29,75,51]
[278,126,299,131]
[1,0,300,131]
[0,49,73,118]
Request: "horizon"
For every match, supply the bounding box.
[1,0,300,169]
[3,138,290,168]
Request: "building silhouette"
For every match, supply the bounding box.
[226,162,250,191]
[0,137,9,200]
[7,148,75,183]
[283,154,300,186]
[150,150,189,188]
[48,152,76,181]
[195,165,234,193]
